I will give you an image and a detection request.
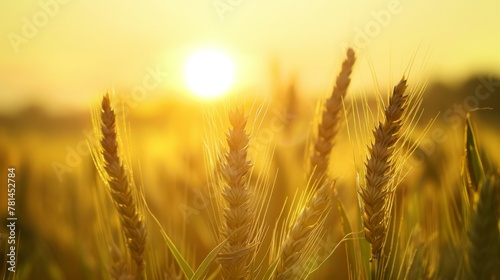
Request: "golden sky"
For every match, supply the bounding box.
[1,0,499,113]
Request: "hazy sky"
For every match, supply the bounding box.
[1,0,499,113]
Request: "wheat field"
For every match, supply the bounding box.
[1,45,498,280]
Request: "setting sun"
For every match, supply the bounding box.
[184,49,235,99]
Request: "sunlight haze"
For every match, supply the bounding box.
[0,0,499,113]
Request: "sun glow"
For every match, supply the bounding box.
[184,49,235,99]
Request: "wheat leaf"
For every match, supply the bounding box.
[465,117,485,192]
[191,239,228,280]
[159,228,195,279]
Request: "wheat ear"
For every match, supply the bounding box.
[218,109,254,279]
[360,78,408,260]
[110,244,133,280]
[100,93,147,278]
[309,48,355,185]
[275,182,334,280]
[467,175,500,279]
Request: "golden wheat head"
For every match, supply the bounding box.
[274,181,334,280]
[359,78,408,260]
[217,108,256,279]
[98,93,147,279]
[309,48,356,186]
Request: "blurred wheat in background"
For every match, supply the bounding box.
[1,1,500,280]
[3,46,499,280]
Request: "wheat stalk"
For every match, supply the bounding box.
[99,93,147,279]
[467,174,500,279]
[217,108,255,279]
[309,48,356,185]
[274,181,334,280]
[359,78,408,261]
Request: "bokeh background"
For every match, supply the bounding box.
[1,0,500,112]
[0,0,499,279]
